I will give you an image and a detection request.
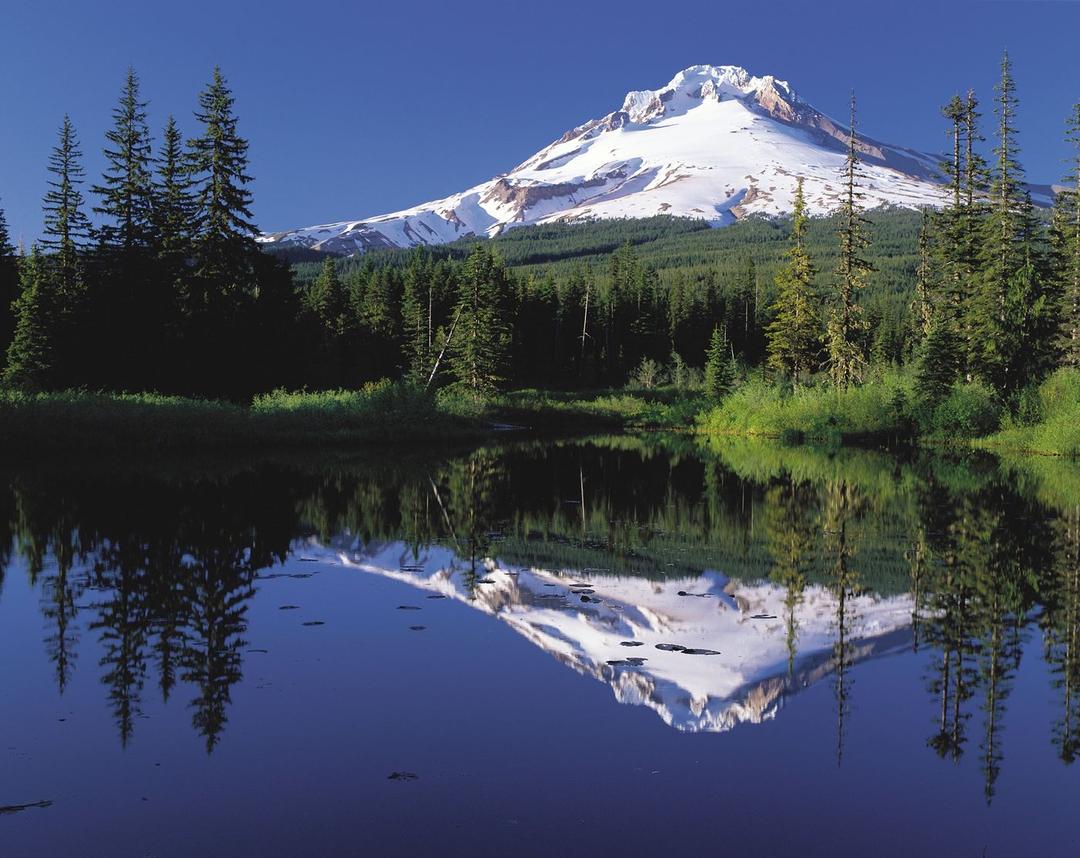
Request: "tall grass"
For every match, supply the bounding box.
[0,381,483,453]
[695,369,916,442]
[979,368,1080,457]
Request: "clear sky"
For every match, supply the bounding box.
[1,0,1078,243]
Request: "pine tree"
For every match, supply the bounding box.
[92,67,154,252]
[153,116,196,294]
[41,115,91,295]
[401,253,432,383]
[971,52,1053,392]
[3,249,58,390]
[0,202,18,362]
[307,257,346,334]
[704,325,735,401]
[766,177,821,389]
[1054,103,1080,367]
[826,93,873,388]
[448,245,509,395]
[915,309,960,406]
[186,67,257,290]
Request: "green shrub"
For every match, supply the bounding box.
[926,382,1002,438]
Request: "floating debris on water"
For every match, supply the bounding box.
[655,643,687,652]
[0,800,53,816]
[619,641,645,647]
[278,605,299,611]
[426,595,447,600]
[409,625,426,631]
[397,605,422,611]
[681,648,721,655]
[388,772,419,782]
[301,621,325,627]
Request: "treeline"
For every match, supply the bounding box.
[1,54,1076,401]
[764,52,1080,403]
[0,69,298,398]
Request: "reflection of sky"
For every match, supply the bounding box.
[0,549,1076,857]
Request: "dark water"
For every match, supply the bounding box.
[1,437,1078,857]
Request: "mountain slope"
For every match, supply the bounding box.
[260,64,952,255]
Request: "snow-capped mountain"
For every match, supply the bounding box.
[259,64,953,255]
[306,535,914,733]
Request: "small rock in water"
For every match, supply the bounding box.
[388,771,419,782]
[681,648,721,656]
[750,614,778,620]
[278,605,300,611]
[409,625,426,631]
[619,641,645,647]
[580,595,592,602]
[301,621,325,627]
[655,643,687,652]
[397,605,422,611]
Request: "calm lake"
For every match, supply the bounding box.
[1,437,1078,857]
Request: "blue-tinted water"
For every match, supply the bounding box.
[1,439,1077,856]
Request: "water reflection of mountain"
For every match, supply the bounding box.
[325,539,914,733]
[3,437,1080,801]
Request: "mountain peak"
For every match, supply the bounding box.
[259,64,949,255]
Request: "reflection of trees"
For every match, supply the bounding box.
[2,439,1080,793]
[764,478,816,676]
[1044,504,1080,763]
[822,478,866,767]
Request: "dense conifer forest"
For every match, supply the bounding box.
[0,54,1078,451]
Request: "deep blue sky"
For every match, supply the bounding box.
[1,0,1078,243]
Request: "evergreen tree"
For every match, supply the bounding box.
[448,246,509,395]
[41,115,92,295]
[152,114,196,330]
[826,93,873,388]
[915,309,960,406]
[0,202,18,362]
[1054,103,1080,367]
[92,67,154,252]
[704,325,735,401]
[766,177,821,389]
[307,257,346,334]
[186,67,257,290]
[401,254,431,383]
[3,249,58,389]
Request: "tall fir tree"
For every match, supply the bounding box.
[971,52,1054,392]
[401,253,432,384]
[826,93,873,388]
[92,68,154,252]
[42,115,92,297]
[1054,103,1080,367]
[153,116,196,298]
[3,248,58,389]
[186,67,257,293]
[448,245,509,395]
[766,177,821,389]
[704,325,735,401]
[0,202,18,363]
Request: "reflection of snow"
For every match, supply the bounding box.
[307,537,914,733]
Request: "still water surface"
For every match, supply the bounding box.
[1,437,1078,856]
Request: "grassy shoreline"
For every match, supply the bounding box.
[5,367,1080,457]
